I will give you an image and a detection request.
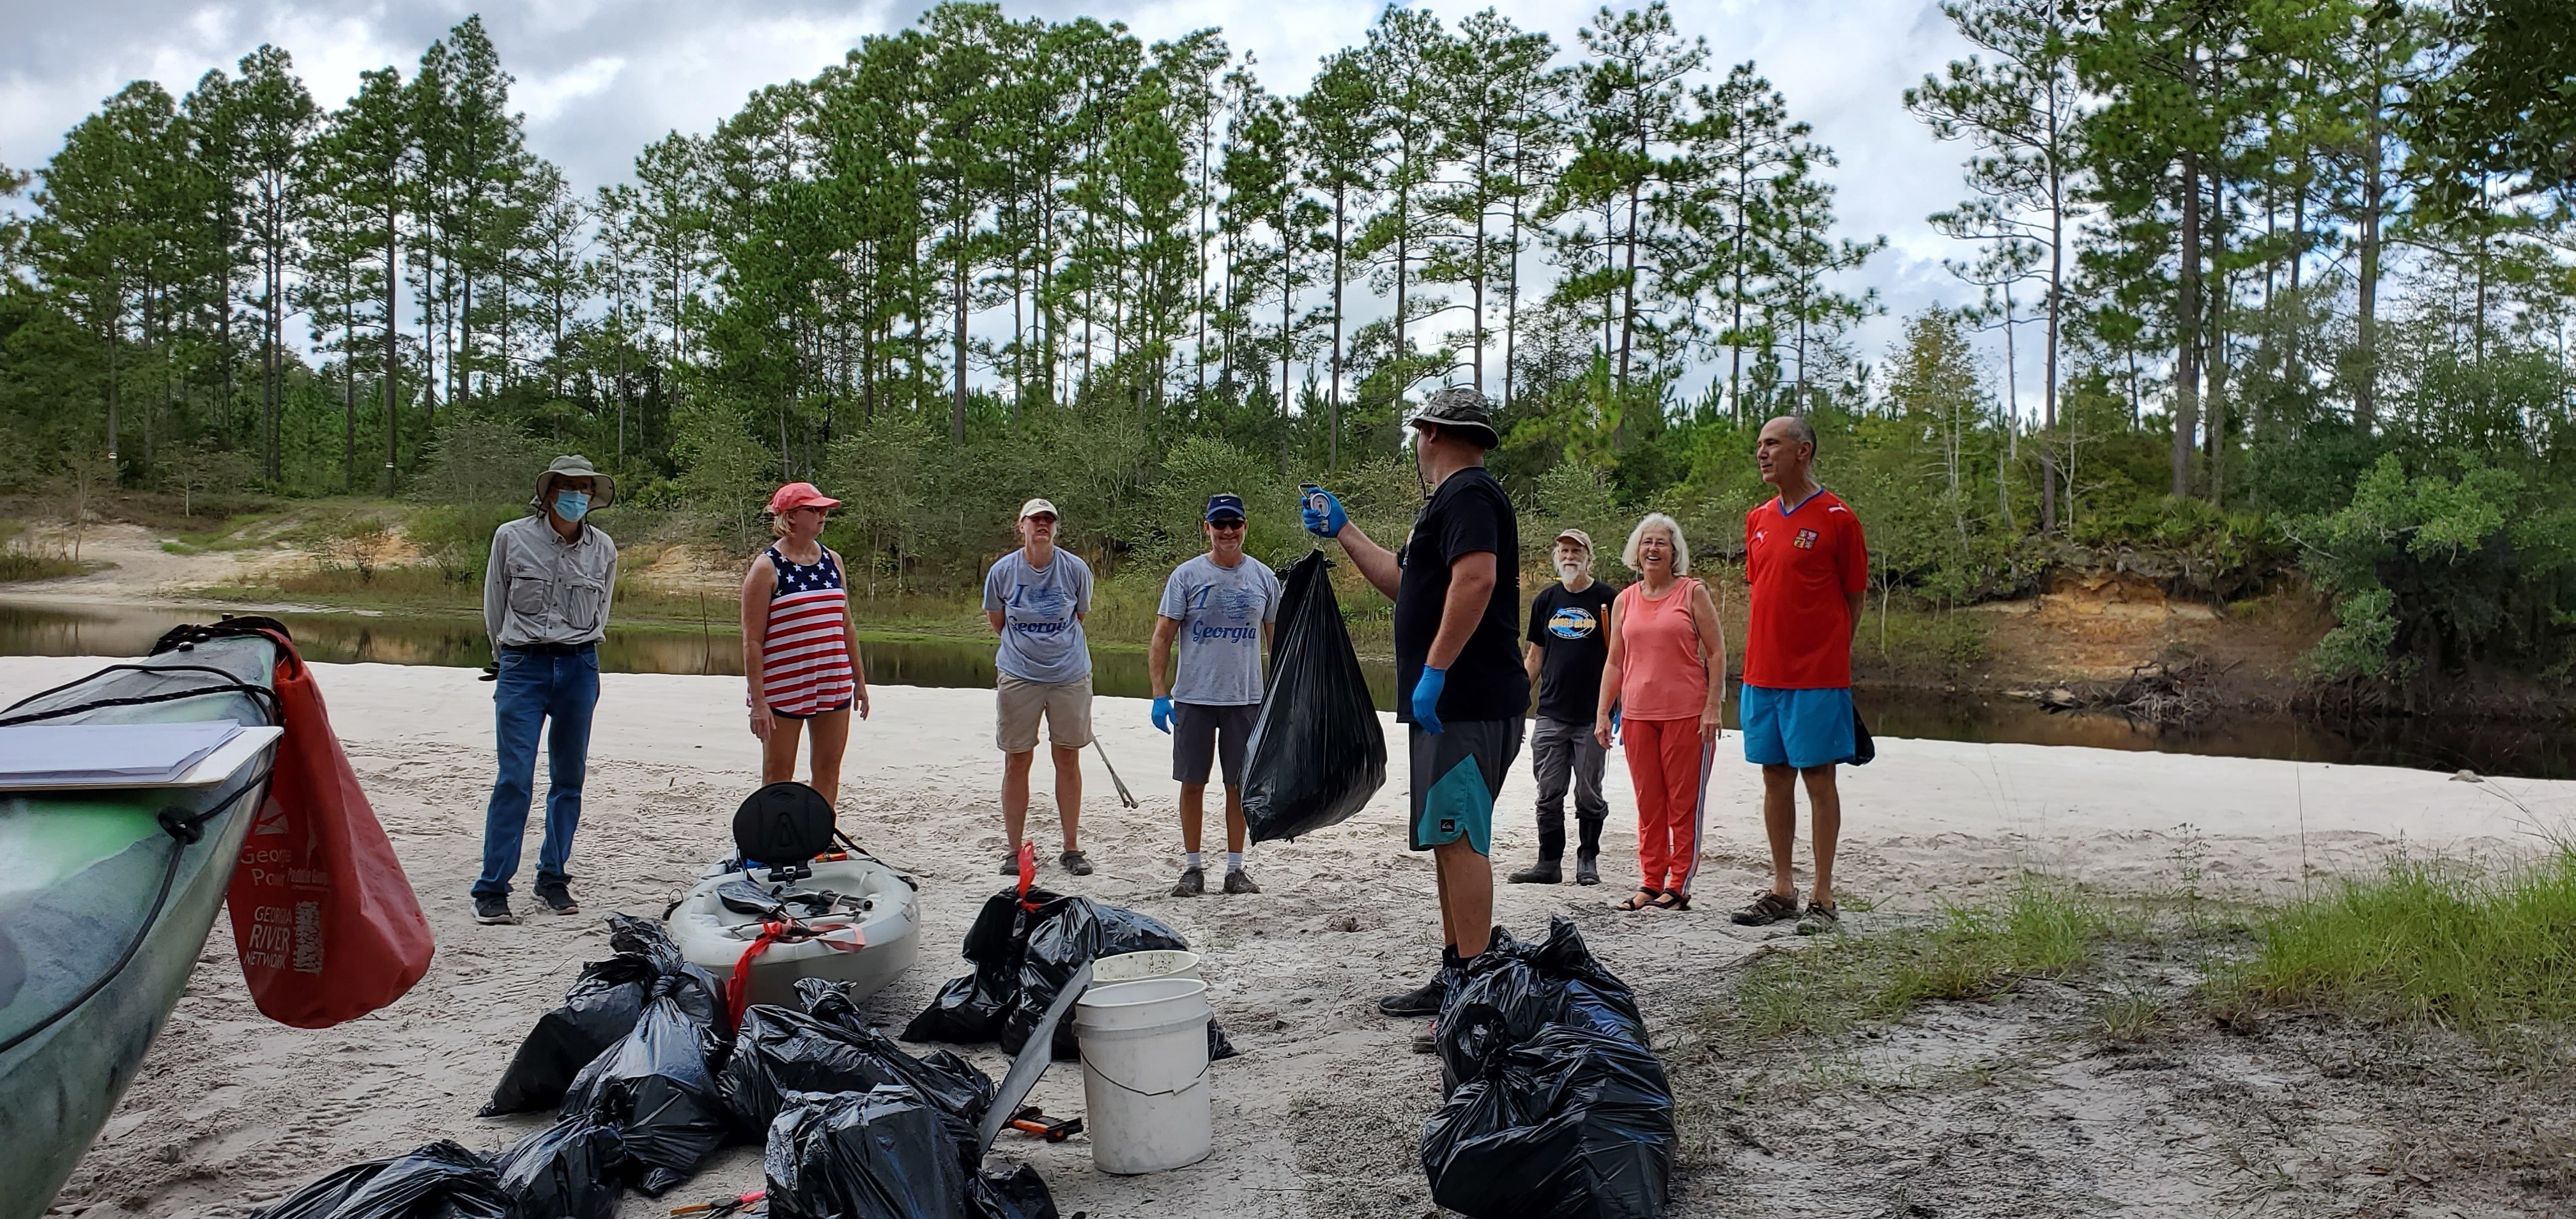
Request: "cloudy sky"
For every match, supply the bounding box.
[1,0,2015,404]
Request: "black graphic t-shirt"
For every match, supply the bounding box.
[1526,579,1619,723]
[1392,466,1527,724]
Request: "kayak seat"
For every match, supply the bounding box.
[732,782,836,885]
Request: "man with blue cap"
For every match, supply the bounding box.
[1149,493,1282,896]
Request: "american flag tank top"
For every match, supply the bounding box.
[757,544,855,716]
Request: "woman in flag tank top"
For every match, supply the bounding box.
[740,482,871,809]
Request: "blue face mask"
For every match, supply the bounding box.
[552,489,590,523]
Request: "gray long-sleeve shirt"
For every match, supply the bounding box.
[484,514,618,648]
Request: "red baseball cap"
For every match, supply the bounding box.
[767,482,841,514]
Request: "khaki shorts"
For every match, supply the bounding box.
[997,675,1094,752]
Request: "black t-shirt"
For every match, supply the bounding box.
[1526,579,1618,722]
[1393,466,1526,724]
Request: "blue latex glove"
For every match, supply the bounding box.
[1610,707,1621,742]
[1300,485,1347,538]
[1151,696,1174,734]
[1411,666,1448,735]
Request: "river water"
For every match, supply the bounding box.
[3,599,2566,780]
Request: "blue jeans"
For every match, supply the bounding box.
[475,646,599,898]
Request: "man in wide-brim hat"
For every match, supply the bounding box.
[474,454,619,925]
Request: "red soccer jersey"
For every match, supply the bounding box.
[1742,488,1869,689]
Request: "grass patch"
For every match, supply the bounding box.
[0,518,88,581]
[1725,875,2121,1041]
[2214,848,2576,1030]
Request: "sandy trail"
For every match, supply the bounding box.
[8,523,300,608]
[8,656,2566,1218]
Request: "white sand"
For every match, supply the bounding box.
[12,656,2568,1218]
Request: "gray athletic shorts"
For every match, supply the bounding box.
[1172,702,1259,786]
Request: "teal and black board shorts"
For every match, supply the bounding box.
[1408,719,1524,854]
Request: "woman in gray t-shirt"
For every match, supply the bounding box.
[983,499,1097,876]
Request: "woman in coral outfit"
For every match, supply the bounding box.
[1595,513,1728,911]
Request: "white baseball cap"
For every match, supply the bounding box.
[1018,498,1060,520]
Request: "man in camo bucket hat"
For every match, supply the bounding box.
[474,454,618,925]
[1302,385,1527,1052]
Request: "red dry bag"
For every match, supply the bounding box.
[226,631,434,1027]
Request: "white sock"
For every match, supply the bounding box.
[1184,852,1202,871]
[1227,852,1245,873]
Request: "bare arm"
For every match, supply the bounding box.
[1595,598,1625,747]
[1847,590,1866,640]
[1149,616,1181,698]
[1333,519,1403,600]
[1690,581,1728,739]
[986,610,1006,635]
[1427,551,1496,670]
[829,548,870,719]
[740,557,778,737]
[1524,640,1543,689]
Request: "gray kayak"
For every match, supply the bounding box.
[0,635,280,1219]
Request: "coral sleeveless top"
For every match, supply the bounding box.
[758,544,855,716]
[1614,578,1708,721]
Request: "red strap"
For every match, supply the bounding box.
[1016,842,1038,909]
[727,921,789,1033]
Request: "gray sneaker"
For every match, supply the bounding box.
[1172,867,1205,897]
[473,895,520,926]
[1059,850,1094,877]
[1223,868,1261,895]
[1795,900,1842,935]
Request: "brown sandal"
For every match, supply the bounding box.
[1615,888,1662,912]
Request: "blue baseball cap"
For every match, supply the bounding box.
[1204,493,1246,523]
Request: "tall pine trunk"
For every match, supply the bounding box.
[2173,148,2202,500]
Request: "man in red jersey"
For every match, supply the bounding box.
[1729,415,1868,935]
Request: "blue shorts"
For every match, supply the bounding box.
[1409,719,1523,854]
[1739,685,1857,770]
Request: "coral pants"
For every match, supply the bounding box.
[1623,717,1713,895]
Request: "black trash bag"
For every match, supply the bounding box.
[903,887,1059,1045]
[483,914,723,1116]
[1002,896,1188,1060]
[561,994,729,1197]
[257,1141,509,1219]
[1209,1020,1237,1061]
[1420,1025,1674,1219]
[1240,550,1388,843]
[724,978,996,1168]
[765,1085,971,1219]
[492,1114,624,1219]
[969,1163,1061,1219]
[1438,919,1646,1092]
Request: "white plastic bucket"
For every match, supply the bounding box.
[1072,976,1213,1174]
[1089,949,1201,986]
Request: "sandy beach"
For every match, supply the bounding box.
[15,656,2570,1219]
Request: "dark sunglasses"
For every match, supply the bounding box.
[1208,518,1246,530]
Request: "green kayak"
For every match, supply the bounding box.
[0,635,280,1219]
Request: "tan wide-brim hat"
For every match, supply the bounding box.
[533,454,615,510]
[1555,527,1594,553]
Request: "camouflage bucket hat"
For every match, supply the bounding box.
[1406,387,1500,449]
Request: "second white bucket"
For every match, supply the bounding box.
[1089,949,1201,986]
[1072,976,1213,1174]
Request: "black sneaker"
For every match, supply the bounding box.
[1506,859,1562,884]
[532,882,579,916]
[1730,889,1802,927]
[1058,850,1094,877]
[1378,946,1462,1018]
[1574,854,1601,886]
[473,895,520,926]
[1223,869,1261,895]
[1795,900,1842,935]
[1172,867,1204,897]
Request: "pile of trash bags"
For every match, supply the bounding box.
[1420,917,1673,1219]
[903,884,1234,1062]
[259,917,1062,1219]
[1240,550,1388,843]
